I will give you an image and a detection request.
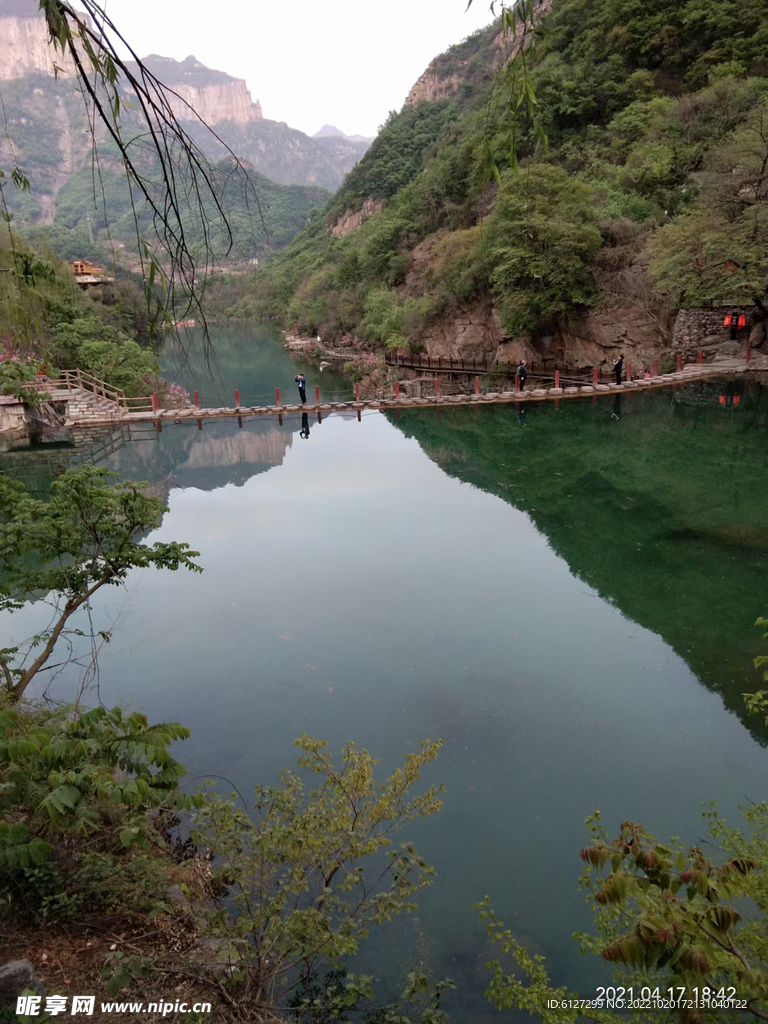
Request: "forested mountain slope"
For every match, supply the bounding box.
[0,5,346,265]
[235,0,768,368]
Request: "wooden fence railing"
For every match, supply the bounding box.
[385,353,683,386]
[59,370,153,411]
[385,352,493,372]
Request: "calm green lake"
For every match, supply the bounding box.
[3,327,768,1020]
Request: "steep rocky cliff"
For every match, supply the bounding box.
[0,9,77,79]
[0,5,265,126]
[128,54,263,127]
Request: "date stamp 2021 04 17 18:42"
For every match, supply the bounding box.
[547,986,748,1014]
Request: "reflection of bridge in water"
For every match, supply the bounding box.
[0,423,158,495]
[0,361,760,450]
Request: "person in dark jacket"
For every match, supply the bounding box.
[516,361,528,391]
[295,373,307,404]
[613,354,624,385]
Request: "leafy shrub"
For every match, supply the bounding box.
[0,699,197,926]
[49,316,157,395]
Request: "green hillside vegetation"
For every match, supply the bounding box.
[235,0,768,348]
[5,157,329,266]
[203,117,370,193]
[0,236,160,397]
[0,64,330,267]
[389,383,768,741]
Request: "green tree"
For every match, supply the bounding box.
[0,357,50,408]
[485,164,602,335]
[49,315,157,395]
[650,102,768,310]
[0,466,201,702]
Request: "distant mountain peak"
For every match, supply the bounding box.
[313,124,346,138]
[313,124,373,143]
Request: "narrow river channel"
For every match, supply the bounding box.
[3,326,767,1021]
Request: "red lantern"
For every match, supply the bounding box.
[738,314,746,328]
[724,314,732,326]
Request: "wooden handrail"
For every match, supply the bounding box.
[60,368,135,407]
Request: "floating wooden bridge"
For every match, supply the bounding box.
[2,359,760,434]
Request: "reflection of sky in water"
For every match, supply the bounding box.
[6,409,768,1018]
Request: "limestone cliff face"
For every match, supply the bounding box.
[413,296,672,369]
[329,196,385,238]
[133,56,264,126]
[0,22,264,128]
[0,12,363,197]
[0,12,76,80]
[163,79,262,125]
[404,65,465,107]
[404,0,552,108]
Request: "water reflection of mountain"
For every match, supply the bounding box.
[390,381,768,742]
[105,418,294,496]
[0,325,349,499]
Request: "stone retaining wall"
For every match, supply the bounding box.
[0,396,26,432]
[672,306,745,350]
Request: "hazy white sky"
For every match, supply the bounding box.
[99,0,495,138]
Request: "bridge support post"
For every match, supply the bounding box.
[592,366,598,385]
[676,354,682,371]
[434,378,440,399]
[355,383,360,401]
[697,350,703,364]
[237,416,243,429]
[151,393,159,413]
[395,381,400,399]
[194,391,199,408]
[316,385,321,406]
[276,386,281,407]
[555,370,560,388]
[235,389,240,408]
[475,376,480,395]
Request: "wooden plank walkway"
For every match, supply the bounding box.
[63,362,755,428]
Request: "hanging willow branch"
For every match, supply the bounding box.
[468,0,551,183]
[36,0,268,353]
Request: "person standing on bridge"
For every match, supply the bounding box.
[295,373,307,404]
[516,360,528,392]
[613,354,624,385]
